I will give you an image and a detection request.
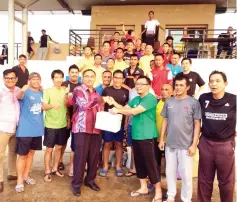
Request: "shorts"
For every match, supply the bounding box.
[71,132,75,152]
[43,127,68,148]
[127,125,132,146]
[103,129,125,143]
[66,128,71,140]
[16,136,42,156]
[27,46,33,53]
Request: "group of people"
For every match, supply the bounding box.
[0,10,236,202]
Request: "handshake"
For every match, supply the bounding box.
[103,96,116,106]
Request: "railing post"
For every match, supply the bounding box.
[201,30,205,58]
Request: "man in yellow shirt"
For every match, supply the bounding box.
[155,84,173,199]
[139,44,154,77]
[76,46,94,73]
[92,54,105,87]
[114,48,128,71]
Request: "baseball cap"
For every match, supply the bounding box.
[29,72,41,80]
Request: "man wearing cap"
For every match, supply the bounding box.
[38,29,58,60]
[123,54,144,90]
[15,72,44,193]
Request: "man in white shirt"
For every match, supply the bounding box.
[0,69,21,193]
[142,11,165,46]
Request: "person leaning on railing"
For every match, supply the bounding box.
[216,26,235,59]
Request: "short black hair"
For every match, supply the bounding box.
[166,36,174,41]
[155,53,164,59]
[51,69,64,79]
[146,44,154,49]
[150,59,155,63]
[106,58,115,63]
[181,57,192,64]
[19,54,27,59]
[118,41,125,45]
[130,53,139,59]
[103,41,111,46]
[126,40,134,45]
[41,29,46,32]
[116,47,124,52]
[114,32,120,35]
[127,29,134,35]
[3,69,17,77]
[103,70,112,75]
[68,64,79,72]
[149,11,154,15]
[94,54,102,60]
[209,70,227,82]
[172,52,181,57]
[174,74,190,87]
[137,76,151,85]
[82,69,96,77]
[83,46,92,50]
[113,70,124,78]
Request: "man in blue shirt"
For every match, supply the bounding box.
[95,70,112,95]
[15,72,44,193]
[166,53,182,77]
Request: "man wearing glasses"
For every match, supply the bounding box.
[99,70,129,177]
[0,69,21,192]
[110,76,162,202]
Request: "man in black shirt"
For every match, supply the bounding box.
[124,41,134,66]
[60,65,80,176]
[38,29,58,60]
[27,31,34,60]
[99,70,129,177]
[123,54,144,89]
[216,26,235,59]
[12,54,29,88]
[176,57,205,98]
[198,71,236,202]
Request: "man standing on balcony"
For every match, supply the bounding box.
[27,31,34,60]
[38,29,58,60]
[141,11,165,46]
[12,54,29,88]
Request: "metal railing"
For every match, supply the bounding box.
[0,43,22,60]
[69,28,237,59]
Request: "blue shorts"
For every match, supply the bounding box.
[103,129,125,143]
[127,125,132,146]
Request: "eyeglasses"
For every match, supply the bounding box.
[135,83,149,87]
[4,77,16,81]
[113,77,123,80]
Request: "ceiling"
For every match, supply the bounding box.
[0,0,235,12]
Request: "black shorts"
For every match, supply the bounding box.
[27,46,33,53]
[16,136,42,156]
[66,128,71,140]
[43,127,68,148]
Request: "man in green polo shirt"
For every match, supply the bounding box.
[110,76,162,202]
[42,69,69,182]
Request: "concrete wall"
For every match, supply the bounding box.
[91,4,216,43]
[30,43,69,61]
[1,58,236,95]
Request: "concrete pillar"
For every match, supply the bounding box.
[22,7,28,56]
[8,0,15,67]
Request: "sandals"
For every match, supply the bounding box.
[58,162,65,171]
[15,184,24,193]
[44,173,52,182]
[115,169,124,177]
[24,178,36,185]
[125,171,136,177]
[99,169,108,177]
[52,170,64,177]
[130,190,149,197]
[152,198,163,202]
